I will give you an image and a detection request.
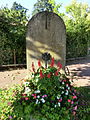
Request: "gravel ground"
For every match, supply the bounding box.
[0,69,28,88]
[0,58,90,88]
[67,58,90,87]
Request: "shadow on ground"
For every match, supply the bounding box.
[66,57,90,87]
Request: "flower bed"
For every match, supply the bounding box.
[0,58,78,120]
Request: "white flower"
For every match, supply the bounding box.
[31,74,34,78]
[36,78,39,82]
[41,98,45,103]
[34,90,40,93]
[57,96,60,99]
[58,103,61,107]
[59,86,62,88]
[62,87,64,89]
[68,87,70,90]
[25,87,31,93]
[55,105,57,108]
[62,82,64,84]
[61,91,64,94]
[57,95,61,99]
[65,92,68,95]
[37,95,40,98]
[65,90,68,95]
[36,99,39,104]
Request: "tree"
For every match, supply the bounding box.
[0,2,28,65]
[32,0,62,16]
[64,0,90,58]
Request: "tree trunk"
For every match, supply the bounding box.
[14,49,16,64]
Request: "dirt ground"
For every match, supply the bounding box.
[0,58,90,88]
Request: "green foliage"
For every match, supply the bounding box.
[64,0,90,58]
[0,85,23,120]
[0,2,28,65]
[32,0,63,16]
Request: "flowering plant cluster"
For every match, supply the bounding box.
[18,58,78,119]
[1,58,78,120]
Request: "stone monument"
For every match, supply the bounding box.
[26,11,66,69]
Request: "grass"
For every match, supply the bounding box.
[75,86,90,120]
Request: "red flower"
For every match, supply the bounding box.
[47,73,51,78]
[40,70,43,78]
[50,57,54,67]
[55,71,58,76]
[57,62,62,69]
[32,62,35,72]
[38,60,41,67]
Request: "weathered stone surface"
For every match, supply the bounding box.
[26,11,66,69]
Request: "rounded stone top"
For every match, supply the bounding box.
[27,11,66,30]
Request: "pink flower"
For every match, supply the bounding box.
[7,102,12,106]
[25,97,29,100]
[9,116,13,119]
[42,95,47,98]
[71,101,74,104]
[73,111,76,116]
[34,96,37,99]
[73,96,77,99]
[58,98,62,102]
[38,60,41,67]
[47,73,51,78]
[44,95,47,97]
[32,94,36,96]
[74,106,77,110]
[68,99,71,103]
[50,57,54,67]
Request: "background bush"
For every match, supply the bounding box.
[0,0,90,65]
